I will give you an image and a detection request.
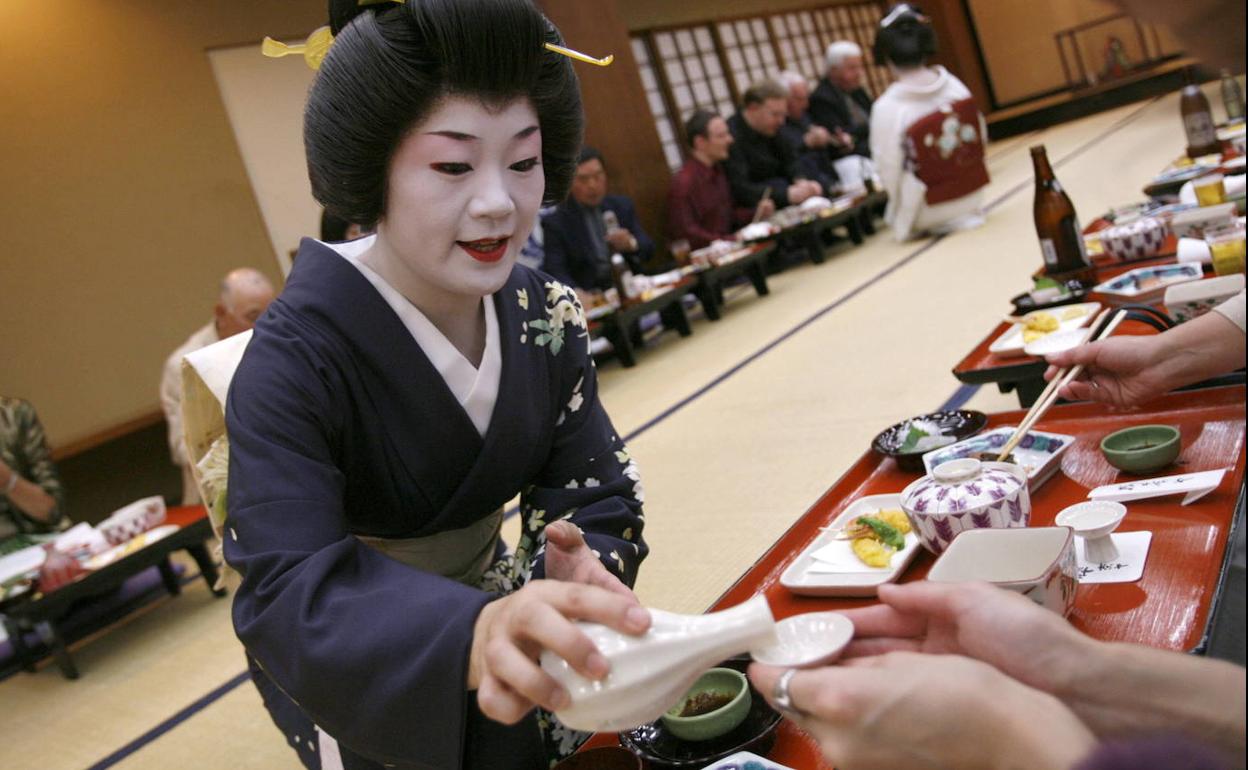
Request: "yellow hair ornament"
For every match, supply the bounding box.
[260,2,613,71]
[359,0,614,66]
[544,43,613,67]
[261,26,335,70]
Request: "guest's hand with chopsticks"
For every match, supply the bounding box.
[1043,336,1173,408]
[1044,303,1246,409]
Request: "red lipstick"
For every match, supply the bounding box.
[458,237,510,263]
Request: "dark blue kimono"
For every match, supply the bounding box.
[224,239,648,770]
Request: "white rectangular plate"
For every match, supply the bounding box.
[988,302,1101,358]
[922,426,1074,491]
[1092,263,1202,302]
[700,751,796,770]
[780,494,920,597]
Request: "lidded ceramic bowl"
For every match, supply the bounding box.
[900,458,1031,554]
[1101,216,1169,261]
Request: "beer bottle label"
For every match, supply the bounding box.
[1184,112,1217,147]
[1060,215,1090,268]
[1040,238,1059,267]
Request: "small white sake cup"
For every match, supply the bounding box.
[1055,501,1128,564]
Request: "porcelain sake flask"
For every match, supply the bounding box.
[540,595,777,732]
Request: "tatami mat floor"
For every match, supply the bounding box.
[0,86,1216,769]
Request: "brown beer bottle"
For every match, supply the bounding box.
[1181,73,1221,157]
[1031,145,1089,276]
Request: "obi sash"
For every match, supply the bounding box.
[356,509,503,587]
[904,97,990,206]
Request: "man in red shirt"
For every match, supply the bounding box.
[667,110,774,250]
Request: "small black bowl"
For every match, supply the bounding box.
[871,410,989,473]
[617,657,781,769]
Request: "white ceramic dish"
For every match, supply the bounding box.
[988,302,1101,358]
[1164,274,1246,322]
[1023,327,1090,357]
[922,426,1074,491]
[780,494,920,597]
[1092,263,1202,304]
[700,752,797,770]
[83,524,179,570]
[97,496,167,546]
[1170,202,1237,239]
[927,526,1078,616]
[750,612,854,668]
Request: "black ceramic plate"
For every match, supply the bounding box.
[1010,282,1091,314]
[618,658,782,769]
[871,410,989,473]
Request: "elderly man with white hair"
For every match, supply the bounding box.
[775,70,844,195]
[810,40,874,158]
[160,267,276,504]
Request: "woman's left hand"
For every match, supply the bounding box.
[543,520,637,601]
[749,652,1097,770]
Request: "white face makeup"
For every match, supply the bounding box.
[369,97,545,307]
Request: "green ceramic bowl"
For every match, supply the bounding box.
[660,667,751,742]
[1100,425,1181,473]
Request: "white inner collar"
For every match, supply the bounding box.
[322,235,501,437]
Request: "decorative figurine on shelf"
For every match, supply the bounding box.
[1101,36,1132,81]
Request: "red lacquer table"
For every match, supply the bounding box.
[583,385,1246,767]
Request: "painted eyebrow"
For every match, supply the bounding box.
[423,125,541,141]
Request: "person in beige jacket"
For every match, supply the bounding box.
[159,268,274,504]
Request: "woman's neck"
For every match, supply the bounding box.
[891,63,940,86]
[359,236,487,366]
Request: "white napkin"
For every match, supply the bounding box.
[1075,531,1152,583]
[806,539,896,574]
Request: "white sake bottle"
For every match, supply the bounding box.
[539,595,777,732]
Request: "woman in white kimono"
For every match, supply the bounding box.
[869,4,990,242]
[224,2,650,767]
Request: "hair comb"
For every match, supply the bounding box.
[262,1,612,70]
[261,26,335,70]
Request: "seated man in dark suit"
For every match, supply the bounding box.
[809,40,874,157]
[725,79,824,212]
[542,147,654,291]
[775,70,843,197]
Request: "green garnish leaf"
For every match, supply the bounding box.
[898,425,930,454]
[857,516,905,550]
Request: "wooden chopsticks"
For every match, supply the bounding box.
[994,308,1127,462]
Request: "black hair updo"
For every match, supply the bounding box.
[306,0,584,227]
[872,4,937,69]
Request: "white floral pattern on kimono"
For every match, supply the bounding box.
[472,279,647,764]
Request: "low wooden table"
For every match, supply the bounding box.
[0,505,225,679]
[778,204,864,265]
[690,243,775,321]
[582,385,1247,767]
[952,255,1206,407]
[590,278,696,368]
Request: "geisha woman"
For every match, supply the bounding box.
[223,1,650,767]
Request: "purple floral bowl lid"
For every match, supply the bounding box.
[901,458,1025,515]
